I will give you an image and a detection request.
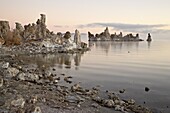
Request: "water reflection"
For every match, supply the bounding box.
[147,41,151,49]
[18,41,152,70]
[18,53,83,70]
[89,41,142,54]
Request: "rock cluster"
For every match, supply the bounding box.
[88,27,144,41]
[0,14,89,52]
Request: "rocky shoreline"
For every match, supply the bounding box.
[0,54,153,113]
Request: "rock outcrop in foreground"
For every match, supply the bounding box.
[0,14,89,54]
[88,27,143,41]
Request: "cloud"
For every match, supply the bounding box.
[54,25,70,28]
[77,22,170,34]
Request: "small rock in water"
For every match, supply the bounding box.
[103,99,115,108]
[145,87,150,92]
[128,99,135,105]
[119,89,125,93]
[71,83,81,91]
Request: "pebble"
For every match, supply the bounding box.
[11,97,25,108]
[32,106,42,113]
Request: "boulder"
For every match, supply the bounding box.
[4,67,20,78]
[11,97,25,108]
[74,29,81,46]
[64,31,71,39]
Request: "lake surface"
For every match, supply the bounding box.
[20,34,170,112]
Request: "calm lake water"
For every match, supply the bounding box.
[20,34,170,112]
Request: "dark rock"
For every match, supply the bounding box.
[145,87,150,92]
[119,89,125,93]
[146,33,152,41]
[64,31,71,39]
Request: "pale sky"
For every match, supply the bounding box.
[0,0,170,34]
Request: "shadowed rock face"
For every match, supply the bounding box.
[0,21,10,38]
[88,27,144,41]
[15,22,24,32]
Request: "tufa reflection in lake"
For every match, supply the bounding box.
[89,41,151,55]
[16,53,83,70]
